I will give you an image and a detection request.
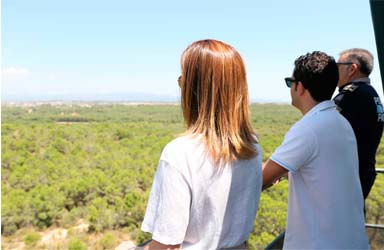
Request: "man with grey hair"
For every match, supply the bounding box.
[334,48,384,201]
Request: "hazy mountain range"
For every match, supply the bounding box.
[2,92,285,103]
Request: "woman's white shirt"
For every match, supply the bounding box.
[141,135,262,250]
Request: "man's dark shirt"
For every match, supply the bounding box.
[334,78,384,199]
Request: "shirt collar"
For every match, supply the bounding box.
[302,100,336,119]
[352,77,370,84]
[339,77,371,92]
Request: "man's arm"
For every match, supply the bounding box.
[145,240,181,250]
[262,159,289,190]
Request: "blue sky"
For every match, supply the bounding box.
[2,0,383,102]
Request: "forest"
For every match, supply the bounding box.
[2,103,383,249]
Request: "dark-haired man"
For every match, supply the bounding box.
[334,48,384,200]
[262,51,369,249]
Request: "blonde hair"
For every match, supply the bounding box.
[180,39,258,165]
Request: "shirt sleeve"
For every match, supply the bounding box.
[270,125,318,172]
[141,159,191,245]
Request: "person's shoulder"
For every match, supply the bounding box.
[345,83,382,111]
[289,117,312,132]
[253,142,262,152]
[162,135,198,152]
[337,83,379,109]
[338,81,372,94]
[282,118,317,145]
[355,82,380,97]
[343,83,360,93]
[295,107,340,138]
[160,135,202,167]
[337,83,365,100]
[246,142,263,163]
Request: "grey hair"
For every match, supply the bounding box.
[340,48,374,76]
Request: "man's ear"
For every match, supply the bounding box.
[297,81,306,96]
[349,63,359,76]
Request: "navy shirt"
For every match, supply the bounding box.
[334,78,384,198]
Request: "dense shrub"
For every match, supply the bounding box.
[23,231,41,246]
[68,238,87,250]
[2,104,383,249]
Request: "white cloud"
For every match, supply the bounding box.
[2,67,31,78]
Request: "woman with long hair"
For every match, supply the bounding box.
[141,39,262,250]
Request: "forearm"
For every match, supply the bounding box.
[145,240,181,250]
[262,159,289,190]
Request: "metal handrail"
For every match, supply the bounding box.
[366,224,384,229]
[365,168,384,230]
[264,232,285,250]
[137,240,152,247]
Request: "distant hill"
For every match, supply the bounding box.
[2,92,180,103]
[2,92,289,104]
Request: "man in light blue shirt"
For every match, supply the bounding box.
[262,51,369,249]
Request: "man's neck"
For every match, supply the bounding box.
[299,99,318,115]
[339,74,368,87]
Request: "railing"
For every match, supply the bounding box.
[364,168,384,232]
[264,168,384,250]
[265,232,285,250]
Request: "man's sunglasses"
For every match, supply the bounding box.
[337,62,354,66]
[284,77,299,88]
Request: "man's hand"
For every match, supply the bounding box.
[145,240,181,250]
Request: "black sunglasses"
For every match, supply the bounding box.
[284,77,299,88]
[337,62,354,66]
